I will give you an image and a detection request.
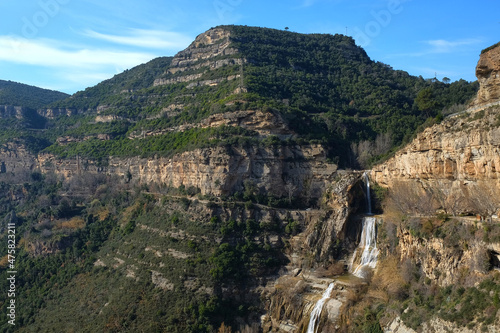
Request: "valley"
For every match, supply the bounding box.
[0,25,499,332]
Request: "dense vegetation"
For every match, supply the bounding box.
[0,80,68,109]
[0,170,295,332]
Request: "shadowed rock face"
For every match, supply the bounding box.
[474,44,500,107]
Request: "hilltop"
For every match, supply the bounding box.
[0,80,68,109]
[30,25,477,168]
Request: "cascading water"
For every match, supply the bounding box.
[350,172,379,278]
[364,171,372,215]
[350,217,379,277]
[306,283,335,333]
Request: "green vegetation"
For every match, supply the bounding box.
[481,41,500,54]
[43,125,258,162]
[0,80,68,109]
[0,169,294,332]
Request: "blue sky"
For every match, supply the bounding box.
[0,0,498,94]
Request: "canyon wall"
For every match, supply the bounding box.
[373,44,500,217]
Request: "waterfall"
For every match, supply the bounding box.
[350,217,379,277]
[350,172,379,278]
[306,283,335,333]
[364,171,372,215]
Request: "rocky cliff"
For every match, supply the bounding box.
[369,42,500,332]
[34,144,337,199]
[474,43,500,107]
[373,42,500,217]
[153,27,244,92]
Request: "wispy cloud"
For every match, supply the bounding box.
[0,35,155,69]
[82,29,192,50]
[425,38,483,54]
[386,38,483,58]
[0,35,160,92]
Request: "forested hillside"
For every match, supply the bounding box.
[0,80,68,109]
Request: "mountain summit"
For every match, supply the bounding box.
[40,25,476,167]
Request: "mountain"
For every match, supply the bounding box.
[0,25,496,333]
[36,26,477,167]
[0,80,69,109]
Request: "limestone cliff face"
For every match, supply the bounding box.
[36,144,337,198]
[37,108,78,118]
[474,43,500,107]
[374,105,500,183]
[374,42,500,212]
[0,105,27,119]
[397,227,487,286]
[0,142,37,175]
[373,105,500,215]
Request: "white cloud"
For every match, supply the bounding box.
[0,35,156,69]
[82,29,192,50]
[425,38,483,54]
[386,38,483,58]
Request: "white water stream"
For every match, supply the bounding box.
[350,172,379,278]
[350,216,379,277]
[306,283,335,333]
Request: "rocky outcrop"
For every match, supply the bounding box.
[474,43,500,107]
[0,105,27,119]
[37,108,78,118]
[397,227,486,286]
[128,109,293,138]
[0,142,37,175]
[303,171,365,263]
[373,106,500,216]
[154,27,244,87]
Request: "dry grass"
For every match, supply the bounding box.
[54,217,86,230]
[371,256,407,300]
[97,207,110,222]
[315,261,346,277]
[0,255,8,267]
[119,202,141,227]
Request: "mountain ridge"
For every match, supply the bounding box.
[0,79,69,109]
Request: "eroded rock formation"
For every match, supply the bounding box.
[474,43,500,107]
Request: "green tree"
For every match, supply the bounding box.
[415,87,438,117]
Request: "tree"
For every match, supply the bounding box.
[442,77,451,84]
[415,87,438,117]
[285,183,297,204]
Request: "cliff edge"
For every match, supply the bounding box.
[474,42,500,107]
